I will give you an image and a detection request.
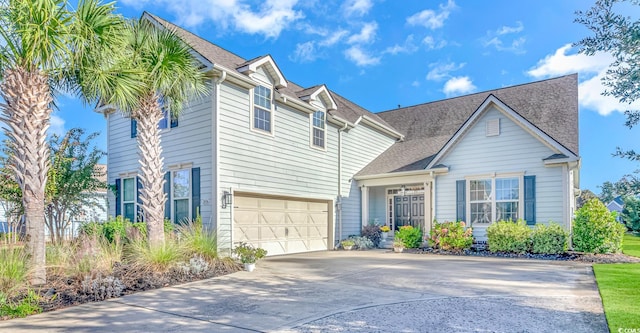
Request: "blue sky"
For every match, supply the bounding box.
[51,0,640,194]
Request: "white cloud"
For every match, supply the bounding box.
[344,46,380,66]
[319,29,349,46]
[347,22,378,44]
[406,0,456,30]
[343,0,373,17]
[527,44,638,116]
[422,36,447,50]
[290,41,317,62]
[123,0,303,39]
[496,21,523,35]
[411,80,420,87]
[48,114,65,137]
[426,62,465,81]
[482,21,526,54]
[443,76,476,97]
[383,35,418,55]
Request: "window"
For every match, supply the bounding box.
[122,177,136,222]
[158,98,179,129]
[172,169,191,223]
[496,178,519,221]
[312,111,325,148]
[253,85,272,132]
[469,179,492,224]
[468,177,521,224]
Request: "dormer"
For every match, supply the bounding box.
[236,55,287,89]
[296,85,337,111]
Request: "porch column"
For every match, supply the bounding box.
[361,186,369,227]
[424,181,432,235]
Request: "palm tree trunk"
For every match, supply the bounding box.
[0,68,51,285]
[134,93,166,247]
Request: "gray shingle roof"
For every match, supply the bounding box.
[145,12,396,132]
[357,74,579,176]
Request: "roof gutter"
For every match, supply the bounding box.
[353,166,449,181]
[354,115,404,141]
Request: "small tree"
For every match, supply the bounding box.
[622,196,640,232]
[45,128,106,244]
[573,198,626,253]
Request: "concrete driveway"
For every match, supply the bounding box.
[0,250,607,332]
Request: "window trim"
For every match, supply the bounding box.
[465,173,524,225]
[250,84,275,136]
[310,110,327,150]
[170,169,192,224]
[121,177,137,222]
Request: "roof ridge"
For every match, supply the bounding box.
[377,73,578,115]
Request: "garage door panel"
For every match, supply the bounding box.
[233,194,329,256]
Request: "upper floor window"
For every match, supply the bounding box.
[312,111,325,148]
[130,100,178,138]
[253,85,272,133]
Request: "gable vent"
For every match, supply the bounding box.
[486,118,500,137]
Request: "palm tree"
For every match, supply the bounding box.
[117,19,206,246]
[0,0,127,284]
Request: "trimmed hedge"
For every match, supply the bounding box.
[395,225,423,248]
[486,220,532,253]
[573,198,626,253]
[531,223,568,254]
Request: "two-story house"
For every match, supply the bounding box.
[102,13,580,255]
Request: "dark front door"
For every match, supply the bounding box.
[394,195,424,230]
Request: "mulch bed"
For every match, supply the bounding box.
[1,260,241,320]
[402,247,640,264]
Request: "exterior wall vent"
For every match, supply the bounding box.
[486,118,500,137]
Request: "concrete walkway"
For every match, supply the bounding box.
[0,250,608,332]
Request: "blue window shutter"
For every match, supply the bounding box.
[456,180,466,222]
[164,172,171,221]
[131,119,137,138]
[136,176,144,222]
[524,175,536,225]
[192,167,200,219]
[115,178,121,217]
[170,113,179,128]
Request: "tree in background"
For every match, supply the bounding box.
[45,128,105,244]
[622,196,640,231]
[577,189,599,209]
[0,0,129,284]
[598,174,640,203]
[0,142,24,244]
[576,0,640,147]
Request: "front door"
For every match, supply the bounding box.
[394,195,425,230]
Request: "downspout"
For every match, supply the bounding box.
[337,121,348,245]
[214,70,227,252]
[430,171,436,223]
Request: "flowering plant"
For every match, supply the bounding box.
[379,225,390,233]
[429,221,473,251]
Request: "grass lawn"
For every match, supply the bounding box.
[593,233,640,333]
[623,233,640,258]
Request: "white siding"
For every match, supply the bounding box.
[435,106,567,232]
[340,125,396,239]
[106,85,214,228]
[217,81,340,247]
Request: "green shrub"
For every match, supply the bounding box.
[0,289,41,318]
[0,247,30,298]
[429,221,473,251]
[573,198,626,253]
[176,215,218,262]
[361,224,381,247]
[486,220,532,253]
[531,223,568,254]
[395,225,423,248]
[126,239,184,272]
[347,236,374,249]
[622,196,640,232]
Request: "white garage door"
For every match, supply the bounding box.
[233,194,329,256]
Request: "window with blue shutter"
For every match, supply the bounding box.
[131,119,137,138]
[192,167,200,219]
[136,176,144,222]
[164,172,171,221]
[115,178,121,217]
